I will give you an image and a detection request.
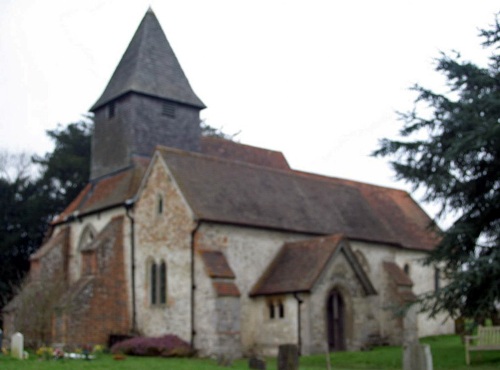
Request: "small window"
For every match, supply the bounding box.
[162,102,176,118]
[434,267,440,292]
[159,261,167,304]
[269,301,275,319]
[403,264,410,275]
[108,102,116,118]
[151,263,157,305]
[267,299,284,319]
[278,301,285,318]
[157,195,163,215]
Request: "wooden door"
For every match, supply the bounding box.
[327,290,345,351]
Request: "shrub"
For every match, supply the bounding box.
[110,334,192,357]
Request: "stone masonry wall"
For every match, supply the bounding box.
[194,223,308,355]
[134,155,196,342]
[306,250,378,353]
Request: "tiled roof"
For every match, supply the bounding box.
[383,261,414,287]
[91,8,204,111]
[30,227,70,260]
[199,250,236,279]
[53,157,149,223]
[250,235,376,296]
[158,147,438,251]
[213,282,240,297]
[200,137,290,170]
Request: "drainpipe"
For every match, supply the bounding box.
[294,292,304,355]
[125,200,137,334]
[190,222,201,349]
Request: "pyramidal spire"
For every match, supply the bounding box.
[91,8,205,111]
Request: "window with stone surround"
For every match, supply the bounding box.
[267,298,285,319]
[157,194,163,215]
[149,258,167,306]
[78,224,96,277]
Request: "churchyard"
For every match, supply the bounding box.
[1,335,499,370]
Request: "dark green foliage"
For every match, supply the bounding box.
[200,119,239,140]
[373,15,500,321]
[0,120,91,324]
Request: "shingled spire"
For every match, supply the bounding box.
[91,8,204,110]
[89,8,204,180]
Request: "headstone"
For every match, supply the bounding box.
[277,344,299,370]
[403,342,433,370]
[11,332,24,360]
[216,353,233,367]
[249,356,266,369]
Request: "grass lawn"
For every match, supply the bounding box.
[1,335,499,370]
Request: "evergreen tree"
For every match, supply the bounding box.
[0,120,91,323]
[373,16,500,321]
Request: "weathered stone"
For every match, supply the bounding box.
[11,332,23,360]
[403,342,433,370]
[277,344,299,370]
[249,356,266,369]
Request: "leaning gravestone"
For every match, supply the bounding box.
[11,332,24,360]
[277,344,299,370]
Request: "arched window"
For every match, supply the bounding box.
[151,262,157,305]
[149,259,167,306]
[77,224,97,277]
[267,299,285,319]
[403,263,410,276]
[434,267,440,292]
[278,301,285,318]
[78,225,96,250]
[268,301,275,319]
[159,260,167,304]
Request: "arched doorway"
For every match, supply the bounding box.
[327,289,346,351]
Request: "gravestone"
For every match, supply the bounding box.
[403,342,433,370]
[11,332,24,360]
[249,356,266,369]
[277,344,299,370]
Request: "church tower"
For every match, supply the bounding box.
[89,8,205,180]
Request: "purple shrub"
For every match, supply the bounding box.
[110,334,193,357]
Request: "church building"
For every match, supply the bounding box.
[3,8,453,357]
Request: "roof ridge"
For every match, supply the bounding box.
[157,144,296,174]
[200,136,285,155]
[292,169,408,194]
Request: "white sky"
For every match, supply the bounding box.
[0,0,498,225]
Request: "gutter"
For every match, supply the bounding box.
[125,200,138,334]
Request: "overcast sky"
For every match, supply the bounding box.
[1,0,498,224]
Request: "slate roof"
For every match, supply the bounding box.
[91,8,205,111]
[250,235,376,296]
[158,147,439,251]
[200,137,290,170]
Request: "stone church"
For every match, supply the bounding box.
[4,8,453,357]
